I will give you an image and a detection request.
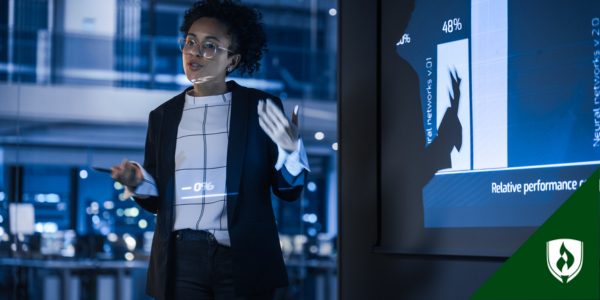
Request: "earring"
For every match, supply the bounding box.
[227,68,232,72]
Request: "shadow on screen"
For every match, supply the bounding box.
[380,0,464,296]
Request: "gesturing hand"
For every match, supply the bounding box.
[449,69,461,111]
[257,98,299,153]
[111,158,143,189]
[448,69,462,151]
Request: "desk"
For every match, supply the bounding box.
[0,258,149,300]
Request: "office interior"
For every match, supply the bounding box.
[0,0,338,299]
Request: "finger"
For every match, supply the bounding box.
[257,100,267,114]
[258,101,276,129]
[256,100,268,122]
[285,126,298,143]
[257,101,266,119]
[259,116,275,137]
[265,99,289,129]
[111,170,122,182]
[258,114,273,132]
[262,104,283,132]
[112,165,123,174]
[292,105,298,126]
[265,99,290,128]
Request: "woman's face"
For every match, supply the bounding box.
[182,17,239,84]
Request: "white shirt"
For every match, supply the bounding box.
[127,90,310,246]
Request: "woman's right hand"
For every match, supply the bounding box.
[111,158,143,189]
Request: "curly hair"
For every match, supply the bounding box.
[180,0,268,77]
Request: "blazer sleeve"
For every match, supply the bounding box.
[267,97,309,202]
[132,110,161,214]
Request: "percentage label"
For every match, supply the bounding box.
[442,18,462,33]
[193,182,215,191]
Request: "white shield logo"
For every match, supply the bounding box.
[546,239,583,283]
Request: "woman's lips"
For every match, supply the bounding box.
[188,62,201,70]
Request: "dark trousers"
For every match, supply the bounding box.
[169,229,275,300]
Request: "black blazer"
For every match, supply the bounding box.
[133,80,308,299]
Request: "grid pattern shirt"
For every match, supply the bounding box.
[128,90,310,247]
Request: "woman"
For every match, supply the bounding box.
[111,1,310,299]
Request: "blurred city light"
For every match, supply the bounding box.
[107,233,118,242]
[302,213,318,223]
[125,235,136,251]
[46,194,60,203]
[130,207,139,217]
[104,201,114,209]
[138,219,148,229]
[125,252,134,261]
[114,182,123,190]
[307,181,317,192]
[43,222,58,233]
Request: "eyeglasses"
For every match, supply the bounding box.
[178,38,234,58]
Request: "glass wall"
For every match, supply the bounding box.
[0,0,337,299]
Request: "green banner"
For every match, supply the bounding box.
[471,169,599,299]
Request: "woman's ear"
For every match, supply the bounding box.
[229,54,241,71]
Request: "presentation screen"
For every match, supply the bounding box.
[378,0,600,256]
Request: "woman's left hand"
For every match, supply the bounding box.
[258,98,299,153]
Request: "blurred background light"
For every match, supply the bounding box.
[107,233,118,242]
[138,219,147,229]
[307,181,317,192]
[125,235,136,251]
[103,201,114,209]
[43,222,58,233]
[130,207,139,217]
[125,252,134,261]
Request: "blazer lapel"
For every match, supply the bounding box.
[226,80,248,226]
[160,88,189,235]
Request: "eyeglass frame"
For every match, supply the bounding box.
[178,38,235,58]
